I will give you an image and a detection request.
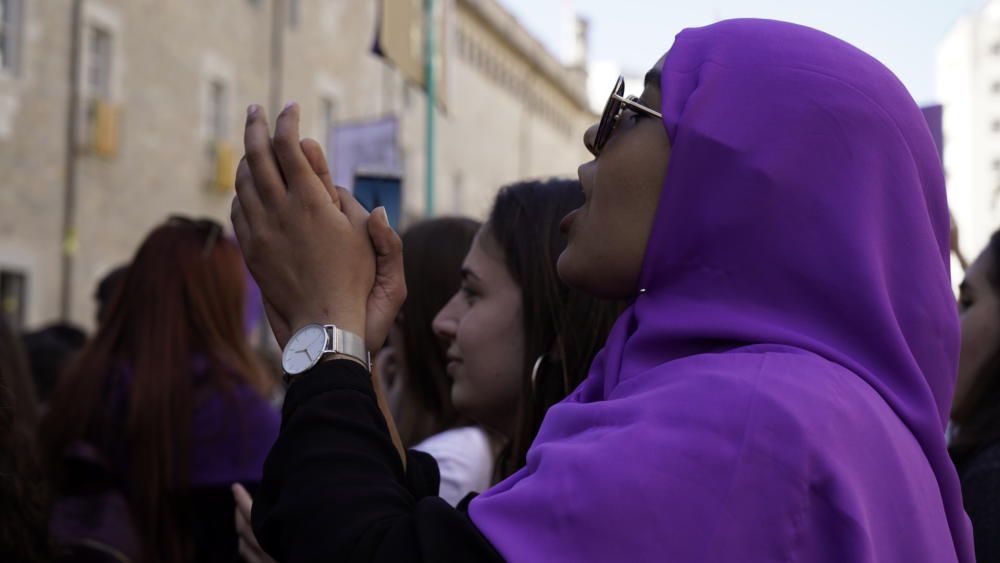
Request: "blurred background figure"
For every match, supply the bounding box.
[0,313,53,562]
[21,323,87,407]
[41,216,279,563]
[952,228,1000,562]
[94,265,129,328]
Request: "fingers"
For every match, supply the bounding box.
[244,105,287,207]
[233,483,266,562]
[234,156,266,222]
[337,187,371,231]
[231,197,251,253]
[300,138,340,208]
[238,537,263,563]
[272,103,323,200]
[368,207,402,259]
[231,483,254,520]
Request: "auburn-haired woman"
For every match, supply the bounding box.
[42,216,279,563]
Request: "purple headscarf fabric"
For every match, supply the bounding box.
[469,19,974,562]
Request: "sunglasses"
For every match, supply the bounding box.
[593,75,663,155]
[167,215,223,258]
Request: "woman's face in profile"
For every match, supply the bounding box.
[557,55,672,299]
[955,250,1000,416]
[432,229,525,438]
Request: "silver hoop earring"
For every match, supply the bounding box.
[531,354,546,395]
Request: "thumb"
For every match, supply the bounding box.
[369,207,406,308]
[369,207,402,263]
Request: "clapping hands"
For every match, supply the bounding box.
[231,103,406,353]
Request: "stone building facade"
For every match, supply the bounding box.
[0,0,595,330]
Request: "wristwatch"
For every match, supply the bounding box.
[281,324,371,381]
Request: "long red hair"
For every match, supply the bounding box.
[41,217,273,563]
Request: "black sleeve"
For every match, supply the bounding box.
[189,482,259,563]
[962,464,1000,563]
[251,359,504,563]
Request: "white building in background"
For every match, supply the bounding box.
[586,61,645,114]
[937,0,1000,261]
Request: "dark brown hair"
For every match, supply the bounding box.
[0,313,52,561]
[395,217,480,447]
[485,179,624,479]
[41,217,273,563]
[951,229,1000,465]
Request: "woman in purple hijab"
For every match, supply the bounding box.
[233,18,974,563]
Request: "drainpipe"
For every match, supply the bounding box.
[60,0,84,321]
[424,0,436,216]
[269,0,286,117]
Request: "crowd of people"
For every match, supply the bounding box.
[2,17,1000,563]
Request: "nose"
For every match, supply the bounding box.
[583,122,599,156]
[432,292,460,343]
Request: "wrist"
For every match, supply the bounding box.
[289,308,365,342]
[319,353,369,370]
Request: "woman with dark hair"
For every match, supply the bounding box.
[386,217,481,448]
[433,179,622,480]
[232,18,973,563]
[41,217,279,563]
[384,217,495,505]
[951,229,1000,562]
[0,314,52,562]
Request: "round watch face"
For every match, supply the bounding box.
[282,324,327,375]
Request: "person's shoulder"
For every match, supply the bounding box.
[194,381,280,436]
[413,426,491,458]
[611,348,896,461]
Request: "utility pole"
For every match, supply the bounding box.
[60,0,84,321]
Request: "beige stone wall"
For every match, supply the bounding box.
[0,1,74,331]
[0,0,594,331]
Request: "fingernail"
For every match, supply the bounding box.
[283,101,297,112]
[247,104,258,117]
[378,206,389,223]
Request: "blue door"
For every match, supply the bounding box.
[353,174,402,229]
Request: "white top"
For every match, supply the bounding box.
[412,426,494,506]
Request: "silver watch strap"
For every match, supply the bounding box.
[323,325,371,370]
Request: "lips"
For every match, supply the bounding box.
[445,351,463,376]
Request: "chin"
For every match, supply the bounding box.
[557,246,605,295]
[556,247,584,288]
[558,248,635,300]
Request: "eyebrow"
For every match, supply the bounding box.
[644,69,661,89]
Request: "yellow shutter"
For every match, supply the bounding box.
[213,140,236,192]
[91,99,118,158]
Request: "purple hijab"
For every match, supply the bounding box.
[469,19,974,562]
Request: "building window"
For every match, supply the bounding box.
[0,0,23,74]
[87,26,113,99]
[207,79,227,139]
[320,97,335,150]
[0,268,26,330]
